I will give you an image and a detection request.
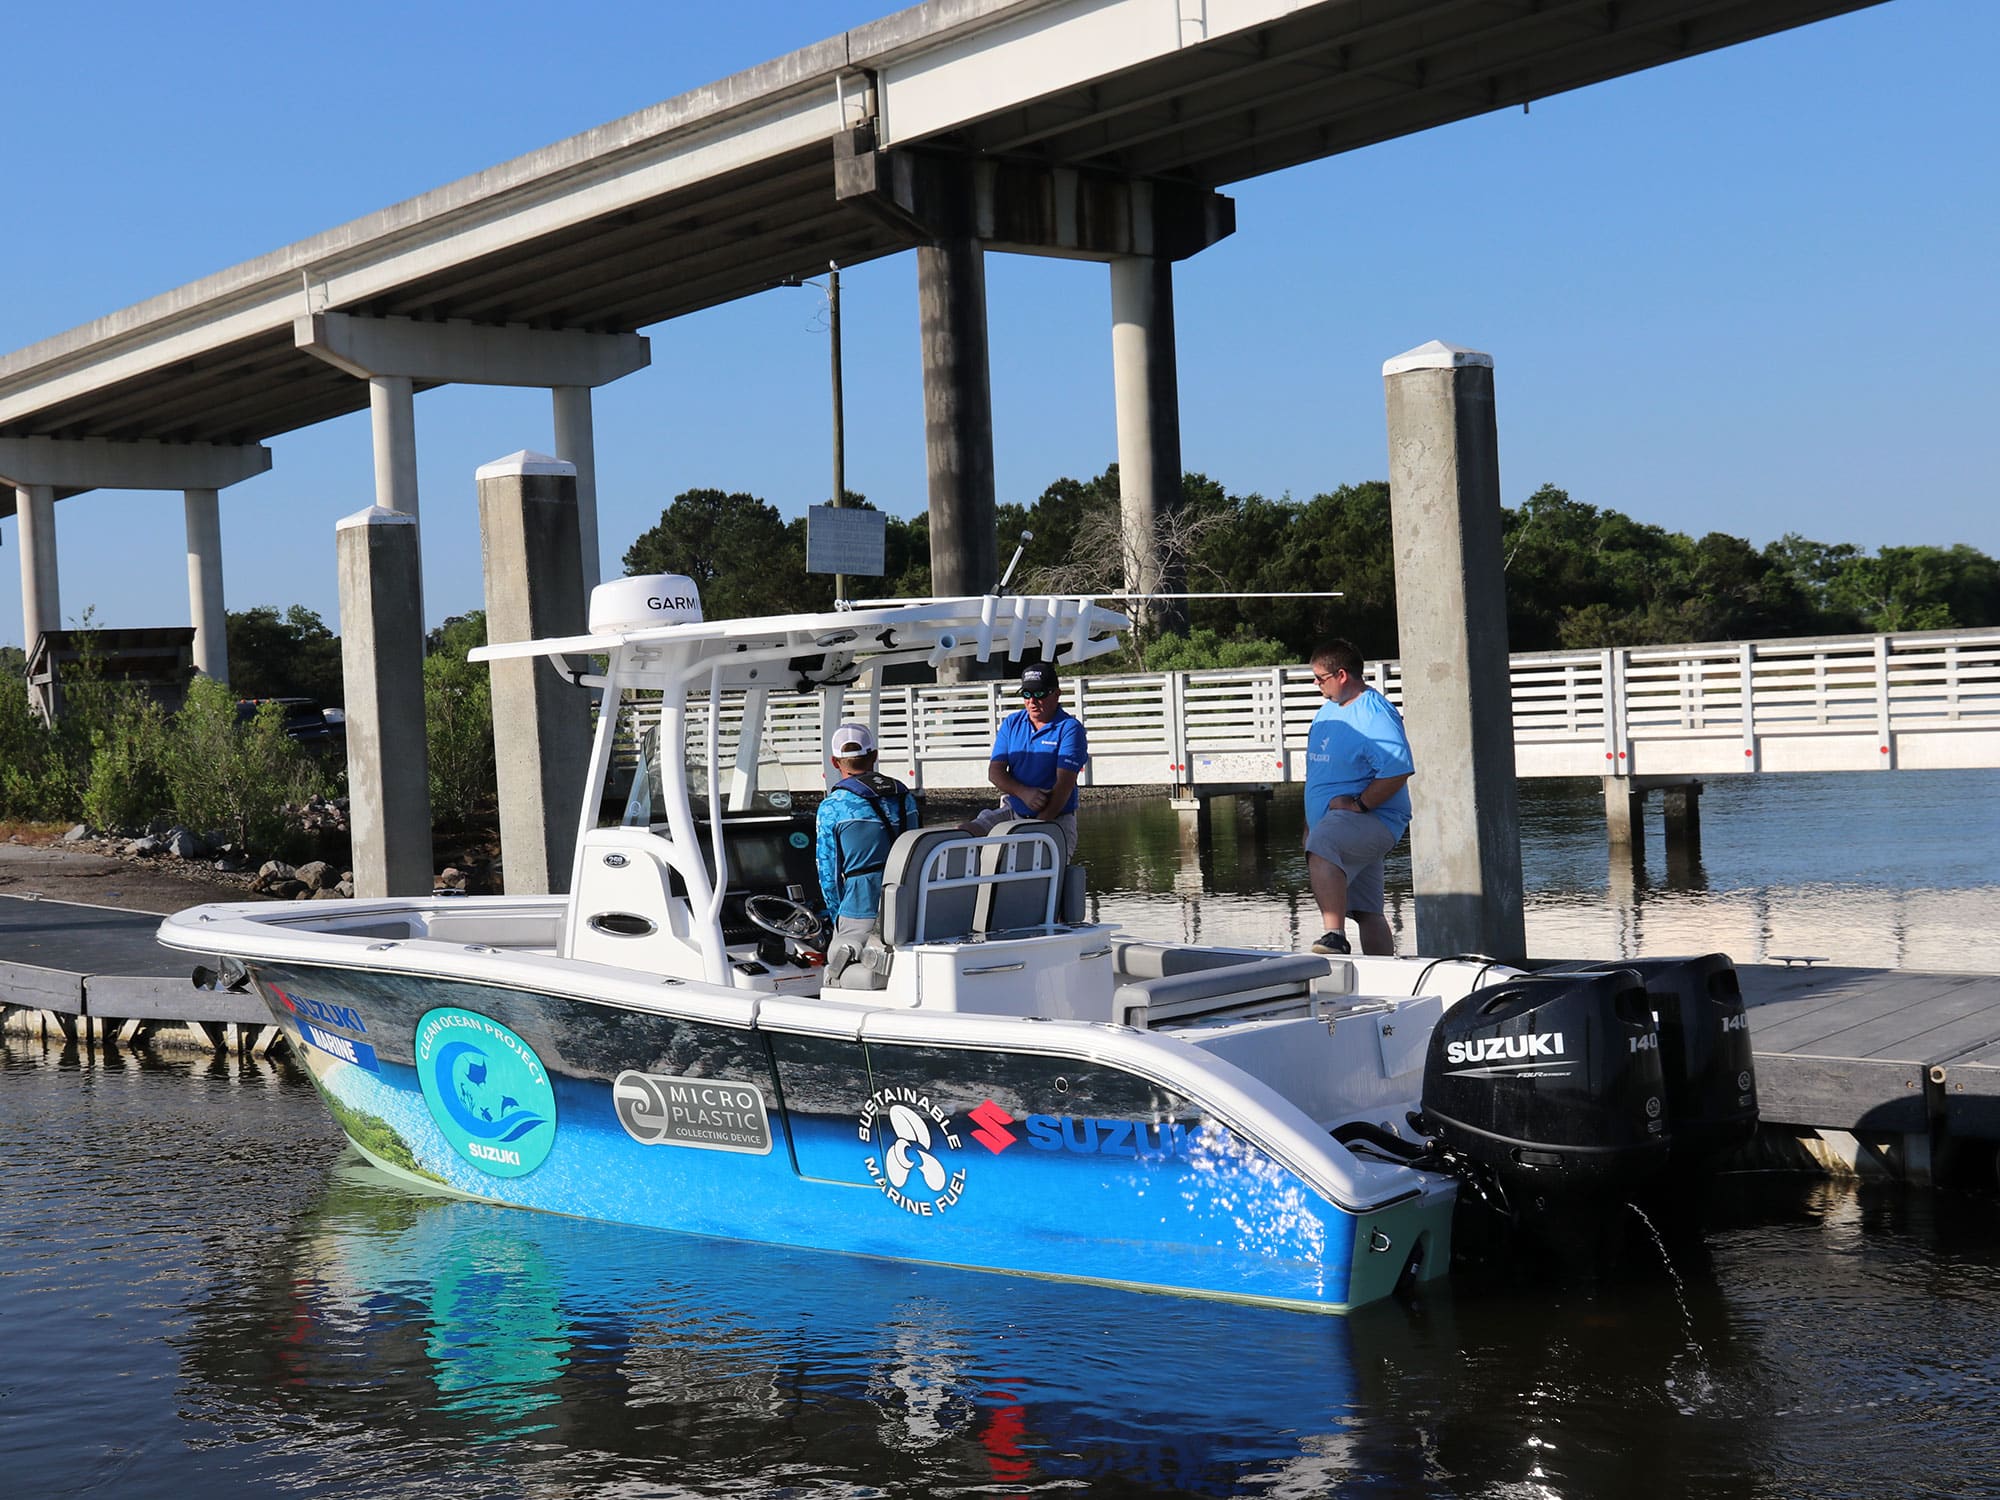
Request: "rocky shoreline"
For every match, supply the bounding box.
[0,833,265,915]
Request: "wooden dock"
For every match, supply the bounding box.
[4,891,1998,1176]
[1735,962,2000,1180]
[0,892,274,1053]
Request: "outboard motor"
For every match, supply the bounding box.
[1418,969,1671,1211]
[1544,954,1759,1169]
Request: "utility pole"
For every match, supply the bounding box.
[828,261,846,602]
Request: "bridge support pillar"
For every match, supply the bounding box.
[1661,778,1703,879]
[337,506,433,897]
[1383,341,1525,962]
[477,452,593,896]
[1111,253,1182,626]
[1604,775,1703,879]
[838,142,1230,660]
[1604,777,1647,883]
[1604,777,1644,848]
[12,482,60,681]
[551,386,602,593]
[183,487,229,682]
[1,438,271,704]
[918,235,998,680]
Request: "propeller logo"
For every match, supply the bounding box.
[884,1104,947,1192]
[858,1087,967,1218]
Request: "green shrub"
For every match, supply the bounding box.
[0,672,54,819]
[0,630,149,822]
[163,677,326,855]
[1085,627,1298,677]
[81,697,172,832]
[425,648,496,831]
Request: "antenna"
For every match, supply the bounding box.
[993,530,1033,595]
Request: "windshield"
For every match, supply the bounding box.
[610,689,794,829]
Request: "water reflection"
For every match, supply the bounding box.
[187,1160,1405,1495]
[165,1152,2000,1500]
[181,1157,1774,1498]
[1077,770,2000,971]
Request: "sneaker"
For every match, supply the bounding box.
[1311,930,1351,955]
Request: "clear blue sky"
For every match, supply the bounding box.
[1,0,1993,649]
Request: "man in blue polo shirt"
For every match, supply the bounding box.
[1302,639,1414,956]
[958,661,1088,860]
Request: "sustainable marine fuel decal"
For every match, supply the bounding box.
[965,1099,1201,1159]
[859,1088,966,1217]
[270,983,380,1072]
[415,1007,556,1178]
[614,1072,773,1155]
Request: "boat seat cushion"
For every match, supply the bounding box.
[879,827,982,947]
[1113,952,1337,1027]
[970,818,1067,932]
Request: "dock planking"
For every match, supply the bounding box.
[1735,964,2000,1140]
[0,893,265,1033]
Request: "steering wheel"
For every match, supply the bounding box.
[744,894,827,944]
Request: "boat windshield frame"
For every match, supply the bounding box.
[474,594,1129,978]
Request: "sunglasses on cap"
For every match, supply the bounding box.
[1021,687,1056,699]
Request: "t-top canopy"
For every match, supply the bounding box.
[470,575,1130,691]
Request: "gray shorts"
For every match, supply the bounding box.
[1303,809,1400,914]
[833,914,881,942]
[965,802,1077,862]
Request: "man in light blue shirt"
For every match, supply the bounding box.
[1302,639,1414,956]
[815,722,922,940]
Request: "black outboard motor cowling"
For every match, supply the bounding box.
[1419,970,1671,1202]
[1545,954,1759,1166]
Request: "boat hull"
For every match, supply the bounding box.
[251,959,1448,1313]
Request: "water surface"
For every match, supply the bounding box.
[5,769,1999,1497]
[1079,769,2000,971]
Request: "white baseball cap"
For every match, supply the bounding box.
[830,722,876,757]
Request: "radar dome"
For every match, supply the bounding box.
[589,574,704,633]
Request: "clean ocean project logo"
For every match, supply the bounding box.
[415,1007,557,1178]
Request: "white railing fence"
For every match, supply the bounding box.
[667,627,2000,793]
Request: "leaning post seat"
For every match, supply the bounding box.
[877,827,984,948]
[965,818,1068,932]
[972,817,1085,927]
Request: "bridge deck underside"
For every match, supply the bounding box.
[0,0,1890,458]
[5,152,911,450]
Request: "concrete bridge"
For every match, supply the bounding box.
[1,0,1889,670]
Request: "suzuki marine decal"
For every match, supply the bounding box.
[270,985,379,1069]
[859,1088,966,1218]
[969,1101,1201,1159]
[270,983,368,1034]
[968,1099,1017,1153]
[299,1021,380,1072]
[414,1007,557,1178]
[614,1072,772,1155]
[1443,1031,1576,1078]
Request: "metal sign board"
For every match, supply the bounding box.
[806,504,886,576]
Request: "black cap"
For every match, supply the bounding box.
[1020,662,1058,697]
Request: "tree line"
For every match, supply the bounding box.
[619,468,2000,668]
[3,466,1992,840]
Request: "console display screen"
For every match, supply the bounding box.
[724,829,793,893]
